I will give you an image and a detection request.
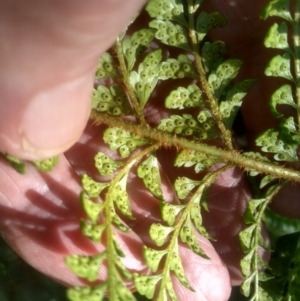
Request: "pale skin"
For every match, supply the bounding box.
[0,1,298,300]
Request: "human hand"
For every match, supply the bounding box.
[0,0,147,161]
[0,1,295,301]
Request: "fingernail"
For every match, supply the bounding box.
[20,74,93,160]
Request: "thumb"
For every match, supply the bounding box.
[0,0,146,161]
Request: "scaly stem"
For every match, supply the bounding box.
[294,0,300,129]
[186,1,233,150]
[114,39,146,125]
[91,111,300,183]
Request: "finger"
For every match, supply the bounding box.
[172,238,231,301]
[0,154,146,287]
[202,166,252,285]
[0,0,146,161]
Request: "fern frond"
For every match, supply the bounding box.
[256,0,300,165]
[66,144,157,301]
[240,184,283,301]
